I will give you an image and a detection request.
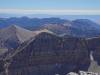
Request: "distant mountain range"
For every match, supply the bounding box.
[0,17,67,29]
[0,17,100,38]
[0,17,100,49]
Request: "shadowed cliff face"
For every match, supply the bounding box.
[4,32,90,75]
[87,37,100,65]
[0,60,4,73]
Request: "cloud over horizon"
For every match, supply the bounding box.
[0,9,100,15]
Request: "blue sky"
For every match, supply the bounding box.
[0,0,100,23]
[0,0,100,9]
[0,0,100,16]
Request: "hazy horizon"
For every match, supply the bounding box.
[0,0,100,15]
[0,0,100,23]
[0,14,100,24]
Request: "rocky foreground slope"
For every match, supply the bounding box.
[0,25,100,75]
[0,32,90,75]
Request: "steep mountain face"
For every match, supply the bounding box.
[3,32,90,75]
[88,51,100,73]
[87,37,100,66]
[86,38,100,73]
[0,25,34,49]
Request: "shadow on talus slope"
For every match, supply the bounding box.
[2,32,90,75]
[87,37,100,68]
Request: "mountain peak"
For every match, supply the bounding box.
[40,29,53,33]
[73,19,91,22]
[6,25,20,32]
[7,25,32,34]
[0,25,35,49]
[72,19,98,25]
[35,29,54,35]
[11,24,17,27]
[9,25,21,29]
